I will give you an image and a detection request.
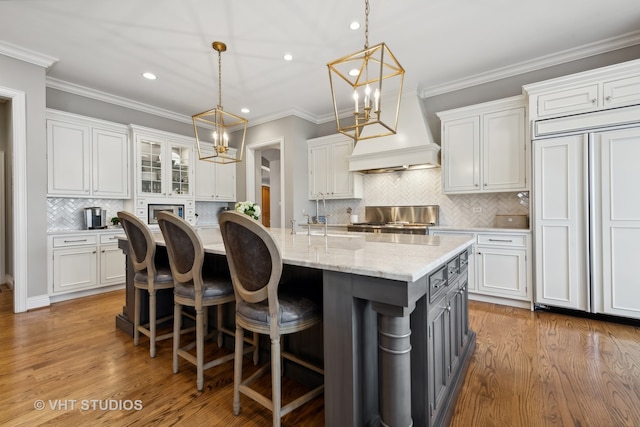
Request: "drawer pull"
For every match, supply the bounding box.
[488,238,513,242]
[64,239,88,243]
[432,278,446,289]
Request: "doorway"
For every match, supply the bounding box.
[0,85,28,313]
[246,138,285,229]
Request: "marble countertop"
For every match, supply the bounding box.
[143,228,473,283]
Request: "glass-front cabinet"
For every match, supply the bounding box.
[137,136,193,198]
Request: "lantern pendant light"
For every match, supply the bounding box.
[192,41,247,164]
[327,0,405,142]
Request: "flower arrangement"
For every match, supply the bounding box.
[235,201,261,220]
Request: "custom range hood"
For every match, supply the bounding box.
[348,92,440,173]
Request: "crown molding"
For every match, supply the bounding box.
[0,41,58,68]
[419,30,640,98]
[46,77,325,127]
[46,77,192,124]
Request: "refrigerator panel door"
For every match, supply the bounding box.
[593,127,640,319]
[533,135,589,311]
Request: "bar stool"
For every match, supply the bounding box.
[219,211,324,426]
[117,211,177,358]
[157,211,256,391]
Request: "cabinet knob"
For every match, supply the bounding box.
[605,96,612,102]
[591,98,597,104]
[446,305,452,312]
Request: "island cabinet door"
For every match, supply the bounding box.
[427,299,451,423]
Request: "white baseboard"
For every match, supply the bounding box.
[4,274,14,290]
[26,294,51,311]
[468,292,533,310]
[48,283,125,304]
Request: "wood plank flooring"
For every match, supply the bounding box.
[1,289,638,426]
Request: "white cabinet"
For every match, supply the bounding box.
[476,234,529,300]
[533,135,589,311]
[194,147,237,201]
[132,127,194,199]
[438,96,527,194]
[525,58,640,121]
[49,231,125,296]
[127,125,196,225]
[308,134,363,199]
[430,229,532,308]
[47,110,130,198]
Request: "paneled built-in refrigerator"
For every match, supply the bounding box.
[533,126,640,319]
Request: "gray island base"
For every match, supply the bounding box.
[116,229,475,426]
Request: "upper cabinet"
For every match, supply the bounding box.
[437,96,527,194]
[130,125,194,199]
[524,59,640,124]
[308,134,363,199]
[46,110,130,198]
[194,146,237,202]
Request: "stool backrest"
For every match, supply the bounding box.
[117,211,159,286]
[157,211,205,304]
[219,211,283,309]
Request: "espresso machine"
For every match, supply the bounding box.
[83,207,107,229]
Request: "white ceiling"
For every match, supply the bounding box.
[1,0,640,125]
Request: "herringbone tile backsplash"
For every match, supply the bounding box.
[47,198,125,231]
[324,169,529,227]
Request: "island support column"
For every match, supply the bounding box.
[373,302,415,427]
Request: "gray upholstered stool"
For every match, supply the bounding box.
[219,211,324,427]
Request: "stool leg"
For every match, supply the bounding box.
[149,290,157,358]
[217,305,224,348]
[233,323,243,416]
[196,308,204,391]
[173,301,181,374]
[272,336,282,427]
[134,287,141,346]
[253,332,259,365]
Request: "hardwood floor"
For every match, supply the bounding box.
[1,288,638,426]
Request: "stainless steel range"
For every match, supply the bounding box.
[347,205,439,235]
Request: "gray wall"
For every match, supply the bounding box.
[422,45,640,143]
[47,88,194,136]
[0,54,47,298]
[237,115,318,225]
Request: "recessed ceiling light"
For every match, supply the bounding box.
[142,72,157,80]
[241,107,250,114]
[348,69,360,77]
[283,53,293,61]
[349,21,360,30]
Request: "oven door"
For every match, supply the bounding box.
[148,204,185,224]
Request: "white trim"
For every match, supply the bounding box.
[0,41,58,69]
[246,138,286,229]
[26,294,51,310]
[47,77,324,127]
[47,78,191,125]
[0,86,29,313]
[420,30,640,98]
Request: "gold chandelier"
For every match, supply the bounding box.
[192,41,247,164]
[327,0,405,142]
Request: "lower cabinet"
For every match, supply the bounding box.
[49,231,126,296]
[431,229,532,309]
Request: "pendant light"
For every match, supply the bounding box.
[327,0,405,142]
[192,41,247,164]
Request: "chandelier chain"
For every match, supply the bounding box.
[217,49,223,109]
[364,0,370,49]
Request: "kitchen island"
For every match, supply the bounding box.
[116,228,475,427]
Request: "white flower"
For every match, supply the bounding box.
[235,201,261,220]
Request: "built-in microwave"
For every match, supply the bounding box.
[148,203,184,224]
